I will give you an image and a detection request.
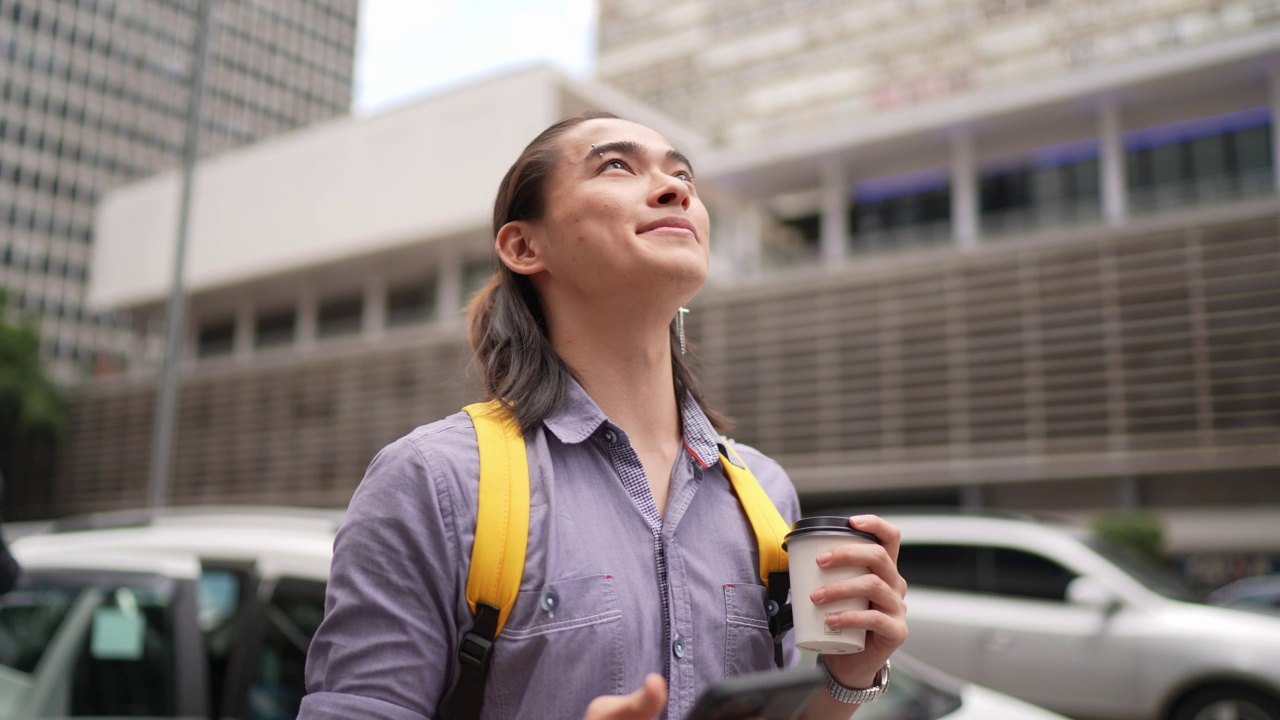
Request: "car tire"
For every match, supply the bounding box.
[1171,686,1280,720]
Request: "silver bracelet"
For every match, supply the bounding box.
[816,656,891,705]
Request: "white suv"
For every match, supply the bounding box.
[888,512,1280,720]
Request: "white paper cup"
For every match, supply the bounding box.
[783,517,881,654]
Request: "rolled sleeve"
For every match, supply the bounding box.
[302,433,464,719]
[299,691,432,720]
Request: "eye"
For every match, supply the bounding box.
[601,158,630,172]
[674,170,694,183]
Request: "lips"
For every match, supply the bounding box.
[638,216,697,238]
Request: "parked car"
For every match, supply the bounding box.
[1208,574,1280,616]
[2,507,1065,719]
[886,512,1280,720]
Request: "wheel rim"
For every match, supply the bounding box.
[1192,699,1274,720]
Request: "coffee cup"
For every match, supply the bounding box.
[783,517,881,654]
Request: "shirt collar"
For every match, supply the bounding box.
[542,378,723,469]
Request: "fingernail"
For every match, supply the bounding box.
[817,551,832,565]
[811,588,826,603]
[851,515,871,526]
[825,612,839,627]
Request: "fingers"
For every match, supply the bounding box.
[583,673,667,720]
[851,515,901,563]
[815,536,907,597]
[811,572,906,616]
[822,607,909,646]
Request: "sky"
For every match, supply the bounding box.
[353,0,598,115]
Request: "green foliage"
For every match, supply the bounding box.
[0,293,67,442]
[1092,510,1165,564]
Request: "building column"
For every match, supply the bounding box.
[296,288,317,348]
[819,161,849,265]
[736,200,763,274]
[363,275,386,338]
[1271,67,1280,192]
[950,131,979,249]
[233,301,254,360]
[1100,98,1128,225]
[437,251,463,327]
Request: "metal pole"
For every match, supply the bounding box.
[148,0,214,510]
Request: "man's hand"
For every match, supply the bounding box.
[583,673,668,720]
[810,515,908,689]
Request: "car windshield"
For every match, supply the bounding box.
[0,570,178,718]
[1083,536,1202,602]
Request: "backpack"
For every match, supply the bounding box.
[440,400,794,720]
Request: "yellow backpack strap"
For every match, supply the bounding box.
[720,439,795,669]
[441,401,529,720]
[462,400,529,635]
[719,440,790,584]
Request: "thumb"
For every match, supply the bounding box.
[584,673,668,720]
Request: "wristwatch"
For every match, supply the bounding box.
[816,656,891,705]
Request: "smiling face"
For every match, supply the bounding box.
[511,118,711,312]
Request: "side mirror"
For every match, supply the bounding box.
[1066,576,1122,614]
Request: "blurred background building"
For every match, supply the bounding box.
[0,0,358,381]
[5,0,1277,584]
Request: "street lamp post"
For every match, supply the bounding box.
[147,0,214,510]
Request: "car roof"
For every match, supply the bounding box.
[13,506,340,583]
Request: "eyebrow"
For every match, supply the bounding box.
[582,140,696,177]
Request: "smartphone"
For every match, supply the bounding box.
[684,666,824,720]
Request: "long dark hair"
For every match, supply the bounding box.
[467,111,727,434]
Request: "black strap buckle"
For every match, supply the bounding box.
[767,571,794,668]
[458,630,495,671]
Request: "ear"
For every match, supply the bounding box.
[495,221,546,276]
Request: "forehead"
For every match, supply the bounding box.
[559,118,678,159]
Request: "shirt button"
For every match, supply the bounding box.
[672,636,687,659]
[602,429,618,445]
[538,590,559,613]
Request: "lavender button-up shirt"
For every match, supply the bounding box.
[301,381,801,720]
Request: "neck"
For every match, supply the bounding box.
[546,303,682,450]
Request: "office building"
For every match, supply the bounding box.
[0,0,358,379]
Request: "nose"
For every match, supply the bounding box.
[650,173,691,210]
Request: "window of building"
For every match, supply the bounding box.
[462,260,493,303]
[386,279,436,327]
[316,294,362,339]
[254,307,296,349]
[197,318,236,358]
[980,137,1103,238]
[1125,106,1273,213]
[850,168,951,253]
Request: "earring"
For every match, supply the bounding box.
[676,307,689,355]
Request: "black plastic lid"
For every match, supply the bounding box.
[782,516,880,549]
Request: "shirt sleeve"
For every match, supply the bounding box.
[300,431,466,720]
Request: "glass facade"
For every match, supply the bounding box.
[1125,107,1273,213]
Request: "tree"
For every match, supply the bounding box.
[0,293,67,520]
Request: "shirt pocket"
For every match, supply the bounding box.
[489,574,626,717]
[724,583,775,677]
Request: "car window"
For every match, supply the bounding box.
[898,543,1077,601]
[989,548,1077,601]
[0,570,179,718]
[250,577,326,720]
[896,544,982,593]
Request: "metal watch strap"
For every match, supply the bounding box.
[816,656,891,705]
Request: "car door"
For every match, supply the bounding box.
[243,574,326,720]
[0,550,208,718]
[895,544,987,677]
[970,546,1144,720]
